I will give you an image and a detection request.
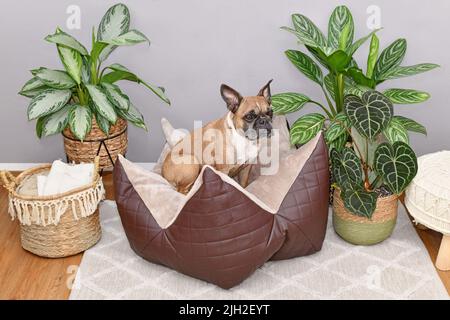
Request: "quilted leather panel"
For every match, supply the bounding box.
[113,135,329,289]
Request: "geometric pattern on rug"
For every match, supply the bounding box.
[69,201,449,300]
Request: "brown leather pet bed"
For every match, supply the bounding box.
[113,117,329,289]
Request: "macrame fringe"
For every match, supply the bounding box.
[8,181,105,226]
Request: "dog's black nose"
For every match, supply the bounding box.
[257,118,268,126]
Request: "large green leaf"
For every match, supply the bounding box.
[40,106,73,137]
[27,89,72,120]
[383,117,409,144]
[331,147,363,189]
[383,88,430,104]
[69,105,92,141]
[31,67,76,89]
[326,50,352,73]
[85,84,117,123]
[325,112,350,143]
[101,29,149,46]
[45,29,88,55]
[328,6,354,50]
[379,63,439,81]
[101,63,170,104]
[116,103,147,130]
[271,93,311,114]
[393,115,427,135]
[97,3,130,41]
[285,50,323,85]
[374,141,418,194]
[344,90,393,140]
[345,67,376,88]
[19,77,50,98]
[81,56,91,84]
[101,83,130,110]
[342,187,377,219]
[366,34,379,79]
[290,113,325,145]
[373,39,407,81]
[57,44,82,84]
[285,14,327,50]
[328,132,348,153]
[98,44,117,62]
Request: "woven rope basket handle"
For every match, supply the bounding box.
[0,170,17,193]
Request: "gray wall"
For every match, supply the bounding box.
[1,0,448,163]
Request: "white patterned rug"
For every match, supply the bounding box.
[69,201,449,300]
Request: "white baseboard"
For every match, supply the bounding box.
[0,163,155,171]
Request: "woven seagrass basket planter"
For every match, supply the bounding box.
[332,189,398,245]
[63,117,127,171]
[0,158,105,258]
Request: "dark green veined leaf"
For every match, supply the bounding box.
[342,187,377,218]
[324,73,336,100]
[366,34,379,79]
[40,106,73,137]
[373,39,407,81]
[101,63,170,104]
[69,104,92,141]
[285,50,323,85]
[378,63,439,81]
[328,5,354,50]
[383,88,430,104]
[393,115,427,135]
[285,14,327,49]
[85,84,117,123]
[97,3,130,41]
[346,28,381,56]
[95,111,110,136]
[101,29,149,46]
[31,67,76,89]
[116,103,147,130]
[271,93,311,115]
[19,77,50,98]
[383,117,409,144]
[374,141,418,194]
[344,90,393,140]
[101,83,130,110]
[290,113,325,145]
[81,56,91,83]
[27,89,72,120]
[45,29,88,55]
[331,147,363,190]
[325,112,350,143]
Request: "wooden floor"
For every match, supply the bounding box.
[0,172,449,299]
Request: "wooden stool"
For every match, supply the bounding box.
[405,151,450,271]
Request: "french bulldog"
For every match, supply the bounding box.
[161,80,274,194]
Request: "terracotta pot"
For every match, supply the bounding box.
[63,117,128,170]
[332,188,398,245]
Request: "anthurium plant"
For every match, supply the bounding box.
[19,3,170,141]
[272,5,438,151]
[331,90,418,218]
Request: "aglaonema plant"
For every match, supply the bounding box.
[273,5,439,153]
[271,6,378,149]
[330,90,418,218]
[19,3,170,141]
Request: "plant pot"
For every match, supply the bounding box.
[332,189,398,245]
[63,118,128,171]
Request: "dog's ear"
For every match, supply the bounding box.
[258,79,273,104]
[220,84,243,113]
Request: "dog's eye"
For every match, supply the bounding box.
[266,109,273,118]
[244,111,256,121]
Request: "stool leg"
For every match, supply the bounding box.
[436,234,450,271]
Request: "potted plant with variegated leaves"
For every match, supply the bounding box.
[272,5,438,152]
[330,90,418,245]
[19,3,170,170]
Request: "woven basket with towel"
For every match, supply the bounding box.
[0,157,104,258]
